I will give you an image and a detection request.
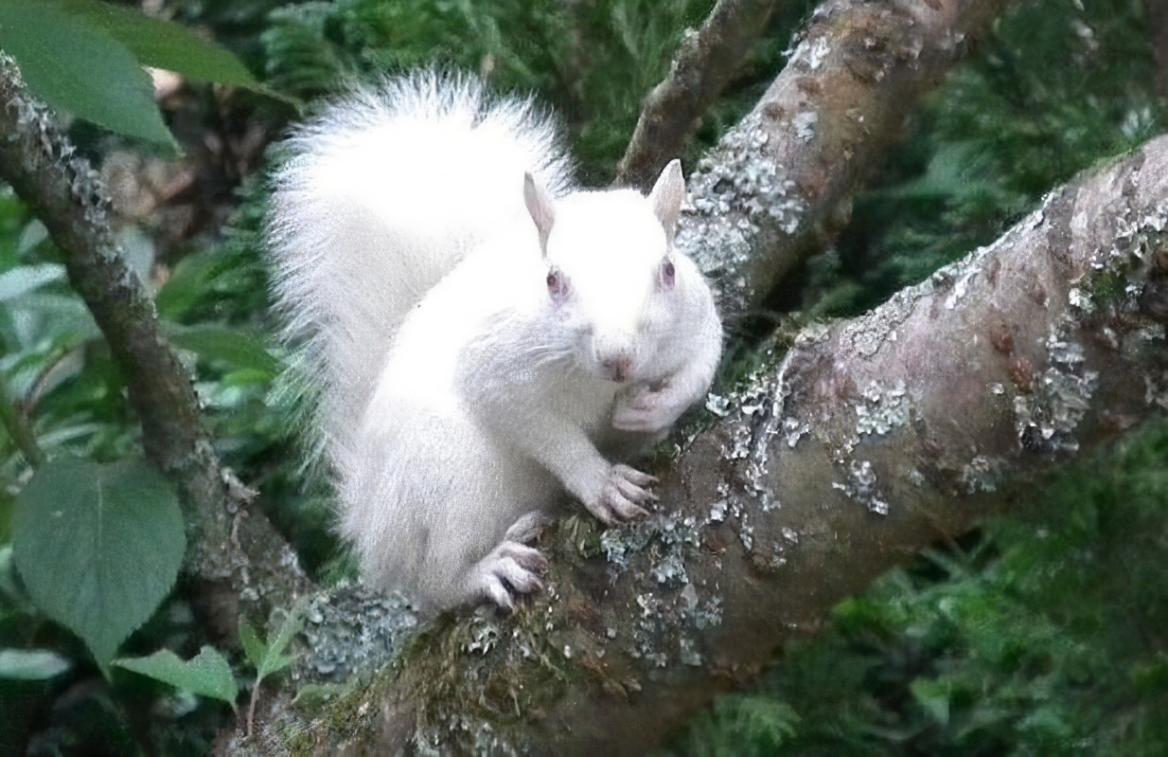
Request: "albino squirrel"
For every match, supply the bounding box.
[267,72,722,613]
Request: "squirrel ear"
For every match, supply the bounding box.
[648,159,685,245]
[523,172,556,255]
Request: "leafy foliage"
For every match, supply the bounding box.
[255,0,803,181]
[0,0,176,148]
[11,457,185,671]
[114,646,238,706]
[0,0,282,149]
[239,603,302,685]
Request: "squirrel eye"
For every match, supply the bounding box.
[659,258,676,289]
[546,269,567,299]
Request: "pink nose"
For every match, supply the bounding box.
[601,356,632,382]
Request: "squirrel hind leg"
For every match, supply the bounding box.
[462,510,551,612]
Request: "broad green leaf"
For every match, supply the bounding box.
[0,649,71,681]
[114,646,238,706]
[0,265,65,303]
[238,618,267,673]
[11,458,185,671]
[0,0,175,148]
[166,324,279,376]
[242,602,305,684]
[59,0,260,90]
[259,602,304,680]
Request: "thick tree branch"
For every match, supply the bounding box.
[0,58,307,629]
[267,134,1168,755]
[615,0,781,190]
[677,0,1009,326]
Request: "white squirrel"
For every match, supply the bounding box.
[267,72,722,613]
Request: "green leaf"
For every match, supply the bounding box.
[241,602,305,685]
[0,265,65,303]
[166,324,279,377]
[59,0,259,90]
[0,0,175,148]
[155,247,238,320]
[0,649,71,681]
[910,678,951,725]
[258,603,304,680]
[238,618,267,672]
[114,646,238,706]
[11,458,185,671]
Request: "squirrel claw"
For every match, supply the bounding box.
[470,539,547,612]
[584,464,657,523]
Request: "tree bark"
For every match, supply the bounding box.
[254,130,1168,755]
[0,57,308,632]
[615,0,781,190]
[674,0,1009,327]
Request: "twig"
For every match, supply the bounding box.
[615,0,780,190]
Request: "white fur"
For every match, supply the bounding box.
[267,73,722,613]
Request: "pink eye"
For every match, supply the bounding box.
[659,258,676,289]
[546,268,568,299]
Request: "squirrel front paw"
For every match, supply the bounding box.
[612,380,686,434]
[582,464,657,525]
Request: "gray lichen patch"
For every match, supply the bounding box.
[833,459,889,515]
[960,455,1006,494]
[0,55,118,264]
[678,111,808,315]
[1013,328,1098,455]
[296,581,420,682]
[855,379,909,437]
[1011,179,1168,455]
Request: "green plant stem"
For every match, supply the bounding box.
[0,380,44,468]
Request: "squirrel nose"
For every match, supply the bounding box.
[600,355,633,383]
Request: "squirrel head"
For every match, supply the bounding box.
[524,160,691,385]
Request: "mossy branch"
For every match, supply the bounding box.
[676,0,1011,326]
[270,132,1168,756]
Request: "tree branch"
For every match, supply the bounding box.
[677,0,1009,327]
[615,0,781,190]
[266,132,1168,754]
[0,57,307,631]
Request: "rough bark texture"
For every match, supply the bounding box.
[258,133,1168,755]
[615,0,781,190]
[0,58,307,631]
[675,0,1009,327]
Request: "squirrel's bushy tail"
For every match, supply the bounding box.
[267,71,572,472]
